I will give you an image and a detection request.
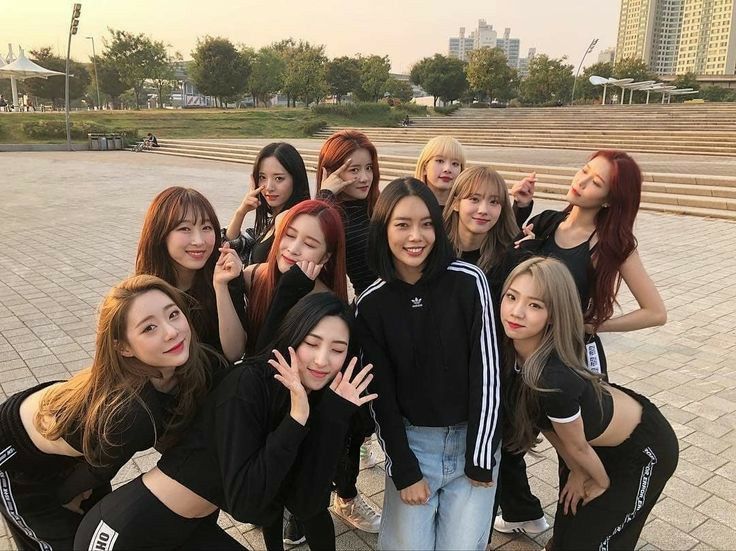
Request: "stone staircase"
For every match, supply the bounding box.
[146,139,736,221]
[314,104,736,156]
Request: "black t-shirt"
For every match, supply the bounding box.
[536,355,613,441]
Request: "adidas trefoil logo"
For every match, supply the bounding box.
[411,297,423,308]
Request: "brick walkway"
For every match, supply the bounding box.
[1,151,735,550]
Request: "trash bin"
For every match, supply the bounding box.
[99,136,108,150]
[88,133,102,150]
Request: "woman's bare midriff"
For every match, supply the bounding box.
[588,386,643,447]
[142,467,218,519]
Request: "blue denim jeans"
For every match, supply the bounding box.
[378,421,500,550]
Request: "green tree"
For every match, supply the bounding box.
[613,57,656,81]
[700,86,736,102]
[354,55,391,102]
[189,36,251,108]
[385,77,414,103]
[325,56,361,103]
[103,29,171,108]
[465,48,516,103]
[95,56,128,109]
[26,47,89,109]
[149,51,178,108]
[611,57,657,103]
[247,46,285,107]
[411,54,468,106]
[282,41,327,106]
[519,54,574,105]
[576,61,614,102]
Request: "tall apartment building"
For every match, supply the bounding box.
[598,47,617,63]
[448,27,475,61]
[517,48,537,78]
[496,28,521,67]
[616,0,736,75]
[676,0,736,74]
[448,20,521,68]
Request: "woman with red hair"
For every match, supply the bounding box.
[239,199,348,352]
[311,130,384,538]
[316,129,380,297]
[494,150,667,538]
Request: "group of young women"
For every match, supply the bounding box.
[0,127,678,551]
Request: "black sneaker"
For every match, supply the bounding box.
[283,512,306,547]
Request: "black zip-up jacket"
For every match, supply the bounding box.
[355,260,501,490]
[157,359,357,524]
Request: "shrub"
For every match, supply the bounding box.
[434,104,461,115]
[394,103,428,115]
[468,102,490,108]
[22,120,136,142]
[312,103,390,117]
[301,119,327,136]
[22,120,67,138]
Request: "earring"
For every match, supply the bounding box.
[602,203,609,208]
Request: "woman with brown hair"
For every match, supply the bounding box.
[0,275,220,550]
[136,186,248,361]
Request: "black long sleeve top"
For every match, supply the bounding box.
[157,360,357,525]
[315,190,377,296]
[355,260,502,491]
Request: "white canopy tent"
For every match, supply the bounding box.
[0,47,65,111]
[589,76,699,105]
[588,77,634,105]
[621,81,656,104]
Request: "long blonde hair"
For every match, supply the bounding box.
[443,166,519,272]
[414,135,466,183]
[502,257,606,453]
[36,275,212,465]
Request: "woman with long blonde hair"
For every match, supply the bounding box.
[500,257,677,549]
[0,275,217,550]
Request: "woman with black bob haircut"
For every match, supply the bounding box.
[366,177,454,283]
[224,142,312,265]
[357,177,502,550]
[75,293,376,551]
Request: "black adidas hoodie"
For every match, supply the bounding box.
[355,260,501,491]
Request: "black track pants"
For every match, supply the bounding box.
[74,476,244,551]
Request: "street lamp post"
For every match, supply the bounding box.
[65,3,82,151]
[571,38,598,106]
[86,36,100,110]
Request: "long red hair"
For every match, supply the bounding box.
[573,150,641,327]
[316,129,380,215]
[248,200,348,342]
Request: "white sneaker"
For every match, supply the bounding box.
[493,515,549,535]
[332,493,382,533]
[359,444,381,470]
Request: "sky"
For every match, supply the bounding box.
[2,0,620,73]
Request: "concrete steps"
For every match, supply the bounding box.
[312,104,736,156]
[147,139,736,221]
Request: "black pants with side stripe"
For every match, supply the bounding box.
[551,385,678,551]
[74,475,244,551]
[0,470,110,551]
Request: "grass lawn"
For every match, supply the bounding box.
[0,106,419,144]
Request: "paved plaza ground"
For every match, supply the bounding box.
[0,150,735,550]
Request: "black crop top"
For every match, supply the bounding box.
[536,355,613,441]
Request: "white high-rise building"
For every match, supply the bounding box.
[497,28,521,68]
[598,47,617,63]
[448,20,521,67]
